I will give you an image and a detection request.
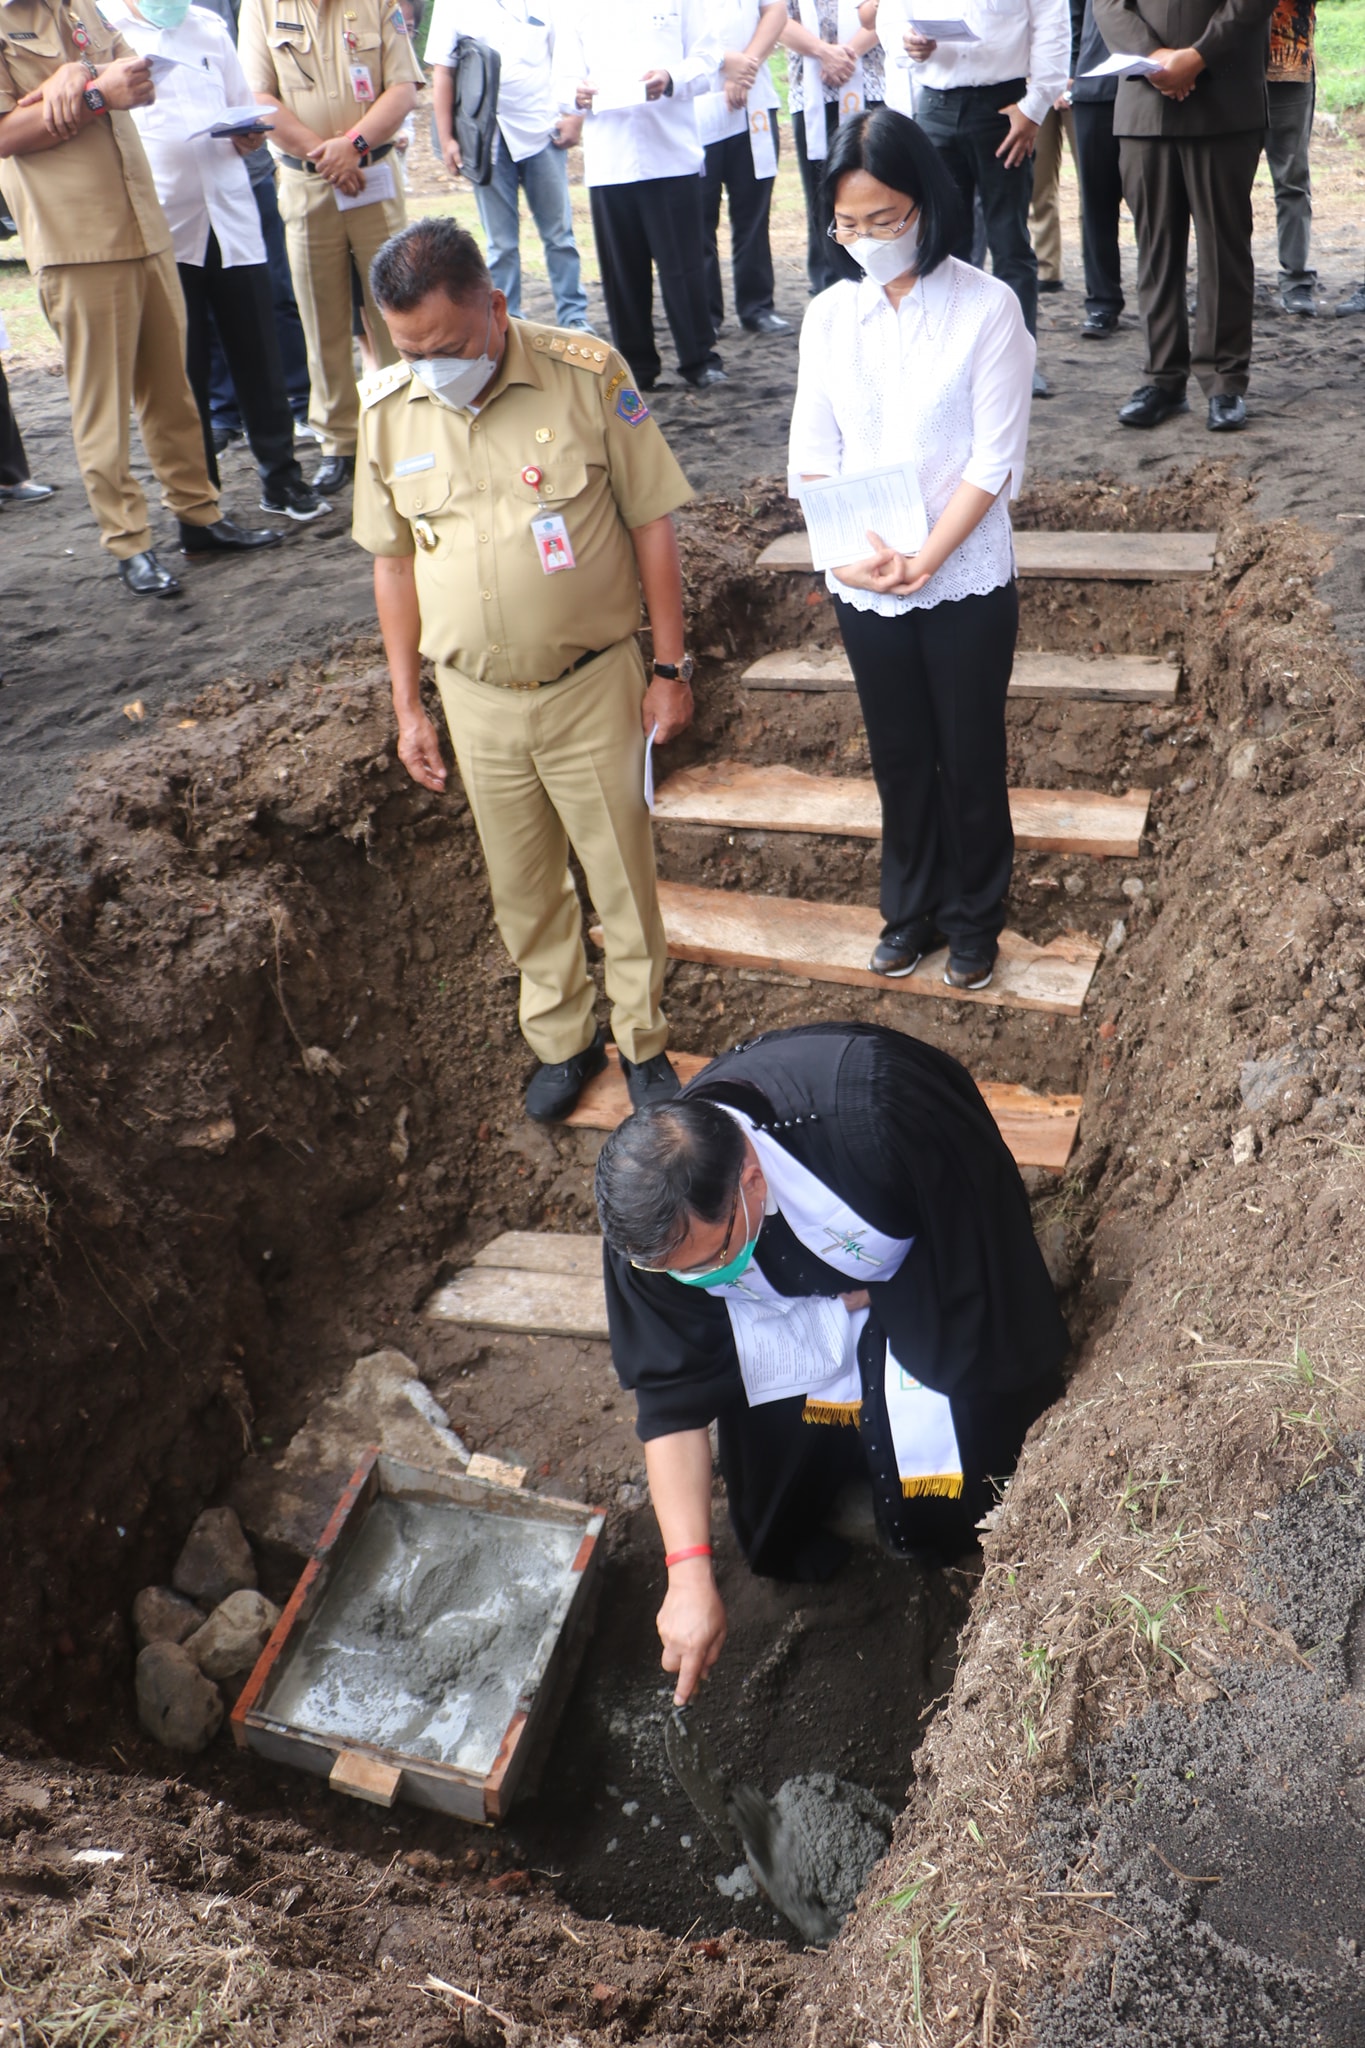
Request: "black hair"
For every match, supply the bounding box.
[594,1100,746,1266]
[370,216,490,314]
[821,105,965,278]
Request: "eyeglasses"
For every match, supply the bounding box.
[827,210,916,243]
[630,1178,741,1276]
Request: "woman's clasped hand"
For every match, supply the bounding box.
[832,528,934,597]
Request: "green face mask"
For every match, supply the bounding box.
[138,0,192,27]
[669,1187,759,1289]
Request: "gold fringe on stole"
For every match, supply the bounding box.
[900,1473,965,1500]
[802,1398,862,1427]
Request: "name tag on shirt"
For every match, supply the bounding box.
[531,513,576,574]
[349,61,375,101]
[394,452,435,476]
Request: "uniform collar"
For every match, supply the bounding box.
[855,260,951,323]
[403,316,543,409]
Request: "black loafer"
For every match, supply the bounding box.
[179,517,281,555]
[943,952,995,991]
[741,310,791,334]
[869,928,931,978]
[1207,393,1247,433]
[1118,384,1190,429]
[311,455,356,494]
[1038,278,1065,295]
[619,1050,681,1110]
[1081,309,1120,338]
[524,1029,608,1123]
[680,364,727,390]
[118,548,181,597]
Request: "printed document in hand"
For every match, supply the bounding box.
[796,464,929,573]
[590,74,649,112]
[1080,50,1162,78]
[644,722,659,813]
[334,159,399,210]
[191,105,274,138]
[907,19,979,40]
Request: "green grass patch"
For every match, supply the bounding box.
[1317,0,1365,116]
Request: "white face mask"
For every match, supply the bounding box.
[846,219,921,286]
[409,304,497,408]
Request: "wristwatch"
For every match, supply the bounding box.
[351,130,370,153]
[82,85,107,113]
[652,655,694,683]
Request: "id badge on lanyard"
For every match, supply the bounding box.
[522,466,577,574]
[749,106,776,180]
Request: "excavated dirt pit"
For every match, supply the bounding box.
[4,471,1364,2042]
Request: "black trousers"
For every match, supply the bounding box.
[0,356,29,486]
[717,1368,1063,1578]
[792,101,860,294]
[179,234,301,492]
[701,120,779,328]
[1118,130,1262,398]
[588,174,720,385]
[917,80,1038,337]
[835,583,1017,956]
[1072,98,1124,320]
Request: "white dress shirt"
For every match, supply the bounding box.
[112,5,267,269]
[905,0,1070,129]
[553,0,721,186]
[695,0,780,147]
[423,0,559,162]
[788,258,1035,614]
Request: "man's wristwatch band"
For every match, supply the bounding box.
[652,655,693,683]
[82,85,107,113]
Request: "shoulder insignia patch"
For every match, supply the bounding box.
[528,325,609,375]
[390,5,408,29]
[358,361,413,408]
[615,386,650,427]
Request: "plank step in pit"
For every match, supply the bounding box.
[755,529,1217,579]
[739,646,1179,705]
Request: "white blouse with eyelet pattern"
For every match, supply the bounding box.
[787,256,1036,615]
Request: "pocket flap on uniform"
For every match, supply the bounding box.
[512,458,589,507]
[268,24,312,52]
[390,471,451,517]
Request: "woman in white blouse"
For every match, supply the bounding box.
[789,106,1035,991]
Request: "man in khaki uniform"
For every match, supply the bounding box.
[239,0,422,492]
[354,217,696,1123]
[0,0,279,594]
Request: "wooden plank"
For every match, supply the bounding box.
[330,1749,401,1808]
[740,646,1179,705]
[654,761,1150,858]
[426,1267,608,1339]
[756,529,1216,579]
[471,1231,602,1276]
[628,884,1101,1017]
[569,1048,1082,1171]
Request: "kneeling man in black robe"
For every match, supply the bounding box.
[595,1021,1068,1702]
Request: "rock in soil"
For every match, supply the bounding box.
[131,1586,205,1649]
[135,1642,225,1752]
[171,1506,257,1609]
[183,1589,281,1685]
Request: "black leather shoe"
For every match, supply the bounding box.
[741,310,791,334]
[868,927,932,978]
[680,364,728,390]
[1336,283,1365,317]
[179,517,281,555]
[619,1050,681,1110]
[1081,309,1120,338]
[1038,278,1065,295]
[118,549,181,597]
[943,952,995,991]
[1118,384,1190,429]
[524,1029,608,1123]
[1207,393,1247,432]
[1280,281,1316,316]
[311,455,355,493]
[1032,369,1052,398]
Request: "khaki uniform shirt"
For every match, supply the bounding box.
[353,321,694,688]
[237,0,422,146]
[0,0,169,267]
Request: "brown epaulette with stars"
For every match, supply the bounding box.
[358,361,413,409]
[526,326,611,375]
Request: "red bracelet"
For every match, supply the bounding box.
[664,1544,713,1568]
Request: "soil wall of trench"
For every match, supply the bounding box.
[3,472,1365,2044]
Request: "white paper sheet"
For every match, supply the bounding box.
[644,722,659,812]
[190,105,274,138]
[334,158,398,211]
[796,464,929,573]
[726,1293,855,1404]
[907,18,980,40]
[749,107,777,180]
[1079,50,1162,78]
[145,50,195,78]
[589,74,649,113]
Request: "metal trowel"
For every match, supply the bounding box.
[665,1706,840,1946]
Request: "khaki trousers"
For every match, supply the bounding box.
[1028,104,1076,285]
[435,640,669,1066]
[38,248,218,557]
[277,166,406,458]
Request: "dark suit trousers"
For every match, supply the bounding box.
[917,81,1037,337]
[1072,99,1124,319]
[589,175,720,385]
[1118,130,1262,397]
[180,235,300,492]
[0,356,30,487]
[701,121,779,327]
[834,583,1017,955]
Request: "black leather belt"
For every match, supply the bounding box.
[278,140,394,172]
[509,647,604,692]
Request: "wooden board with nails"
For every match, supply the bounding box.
[738,646,1179,704]
[755,529,1217,579]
